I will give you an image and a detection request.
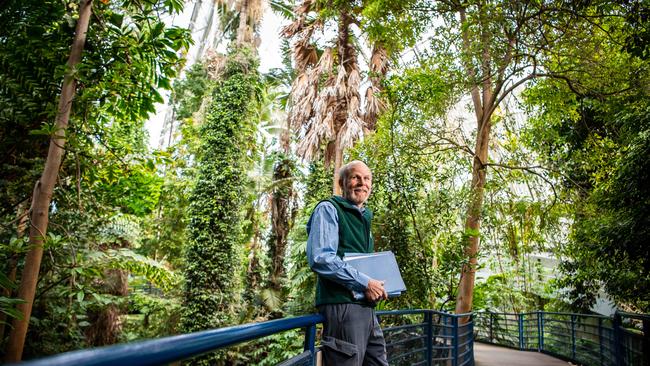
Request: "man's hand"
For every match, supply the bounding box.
[365,279,388,302]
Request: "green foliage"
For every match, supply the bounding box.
[123,291,181,340]
[285,161,332,315]
[350,64,467,310]
[170,62,212,122]
[0,272,25,324]
[523,27,650,311]
[237,329,305,366]
[473,272,547,313]
[0,0,68,216]
[180,47,261,348]
[91,161,164,216]
[560,99,650,312]
[361,0,430,54]
[89,248,181,294]
[0,0,191,356]
[2,0,650,360]
[138,63,211,270]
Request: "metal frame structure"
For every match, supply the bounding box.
[377,310,474,366]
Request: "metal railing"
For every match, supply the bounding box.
[474,310,649,366]
[15,314,324,366]
[378,310,474,366]
[17,310,474,366]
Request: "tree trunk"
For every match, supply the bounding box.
[454,4,495,319]
[263,118,294,318]
[245,205,262,315]
[268,157,293,292]
[85,268,128,346]
[455,115,491,316]
[4,1,93,361]
[332,138,343,195]
[236,0,251,45]
[331,10,352,195]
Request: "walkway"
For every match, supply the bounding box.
[474,342,570,366]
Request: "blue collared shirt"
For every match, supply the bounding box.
[306,199,371,298]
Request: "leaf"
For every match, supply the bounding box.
[109,12,123,27]
[0,272,16,290]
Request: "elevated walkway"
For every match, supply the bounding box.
[474,343,568,366]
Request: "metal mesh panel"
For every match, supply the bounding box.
[473,310,650,366]
[378,310,474,366]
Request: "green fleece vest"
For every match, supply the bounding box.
[315,195,374,306]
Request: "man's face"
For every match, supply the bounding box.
[342,163,372,207]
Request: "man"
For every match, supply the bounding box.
[306,160,389,366]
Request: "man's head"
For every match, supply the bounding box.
[339,160,372,207]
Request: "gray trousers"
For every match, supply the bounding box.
[318,303,389,366]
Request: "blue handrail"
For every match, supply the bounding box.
[15,314,324,366]
[16,310,476,366]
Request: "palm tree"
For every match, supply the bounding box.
[283,0,389,194]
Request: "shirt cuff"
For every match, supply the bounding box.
[354,272,371,292]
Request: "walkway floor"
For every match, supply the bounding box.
[474,343,570,366]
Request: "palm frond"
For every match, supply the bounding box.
[269,0,295,20]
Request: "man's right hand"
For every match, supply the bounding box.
[365,279,388,302]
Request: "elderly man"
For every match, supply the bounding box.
[306,160,389,366]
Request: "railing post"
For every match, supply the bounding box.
[452,315,459,366]
[641,318,650,366]
[571,314,576,360]
[304,324,317,366]
[425,311,433,366]
[536,311,542,352]
[539,311,544,351]
[613,312,623,366]
[470,313,475,365]
[598,317,604,366]
[518,313,524,350]
[489,312,494,343]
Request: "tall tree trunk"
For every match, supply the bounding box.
[236,0,251,45]
[268,157,293,292]
[332,139,343,195]
[245,204,262,315]
[263,118,294,318]
[454,4,493,317]
[4,1,93,361]
[455,114,491,315]
[331,9,352,195]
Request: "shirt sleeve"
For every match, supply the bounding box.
[306,202,371,294]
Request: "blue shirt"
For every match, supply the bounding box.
[306,199,370,299]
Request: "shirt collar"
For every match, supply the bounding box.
[338,195,366,213]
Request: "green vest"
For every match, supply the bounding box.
[314,195,374,306]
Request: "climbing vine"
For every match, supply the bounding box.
[180,47,260,343]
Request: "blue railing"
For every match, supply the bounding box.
[17,310,474,366]
[15,314,324,366]
[378,310,473,366]
[474,310,649,366]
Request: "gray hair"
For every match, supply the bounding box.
[338,160,370,188]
